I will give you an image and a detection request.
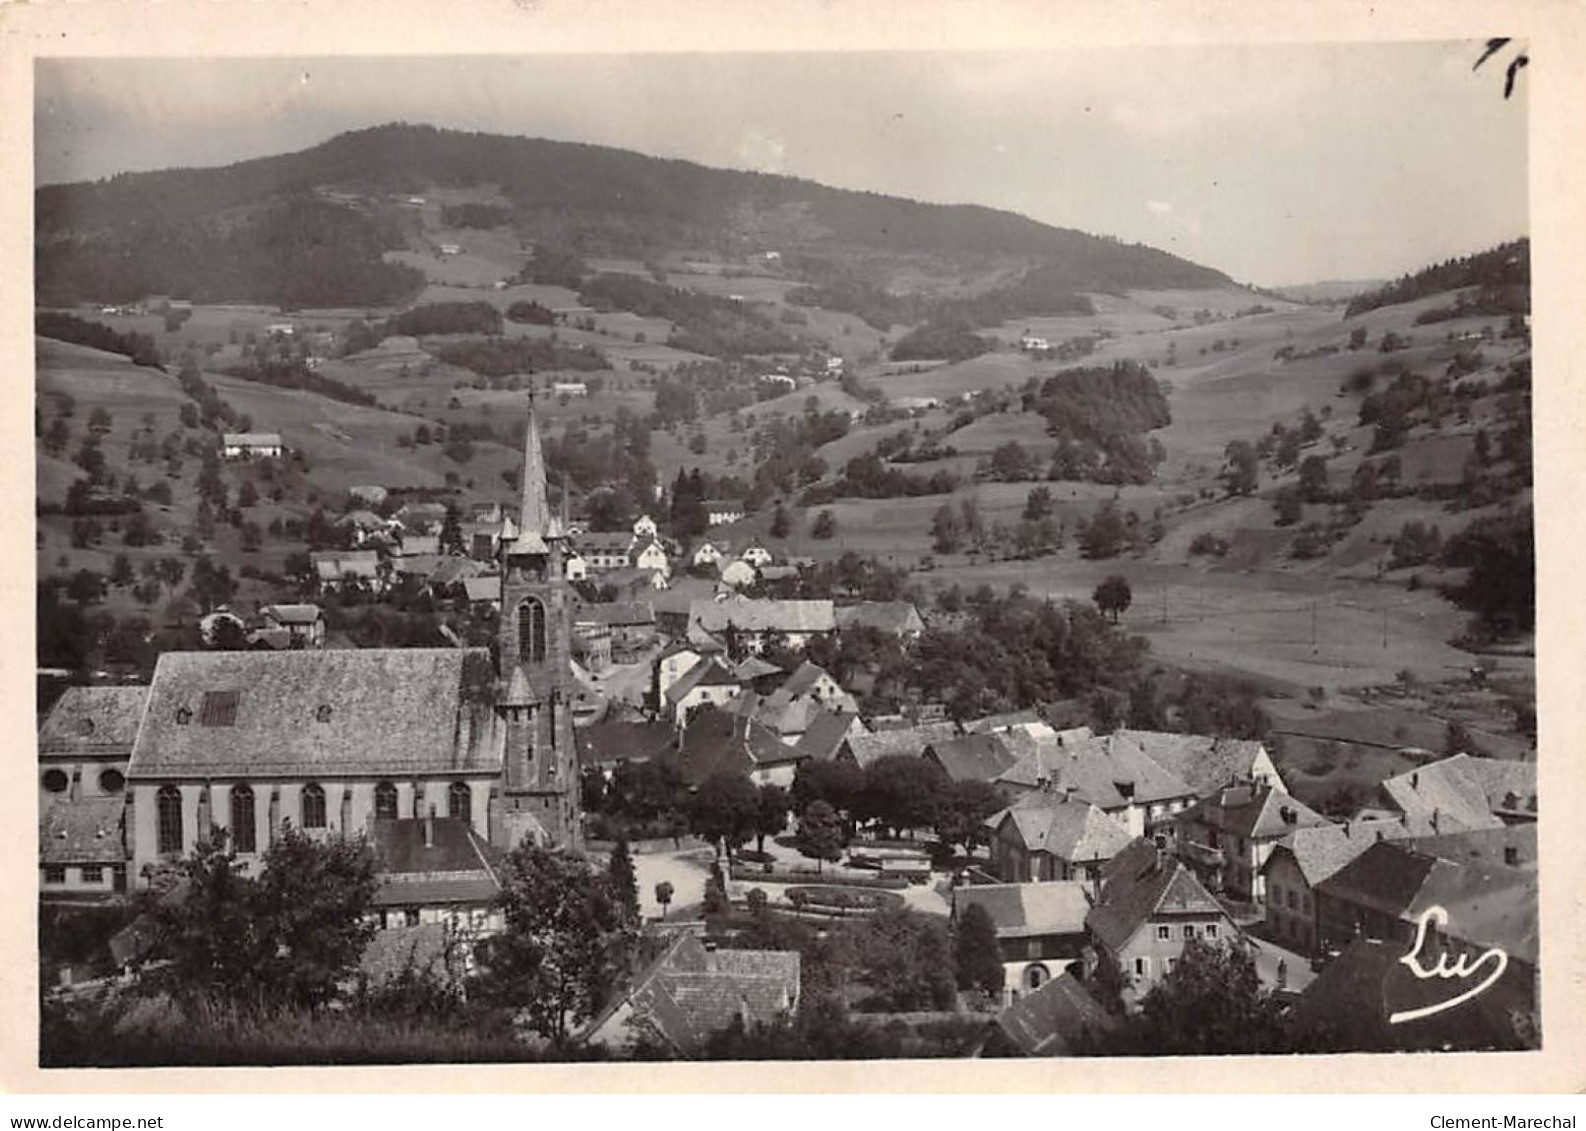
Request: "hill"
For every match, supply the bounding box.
[37,123,1232,309]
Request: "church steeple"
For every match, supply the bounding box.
[519,392,551,538]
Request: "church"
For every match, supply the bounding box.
[120,399,581,885]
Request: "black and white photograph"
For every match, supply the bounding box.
[19,20,1560,1079]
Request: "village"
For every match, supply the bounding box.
[36,392,1539,1060]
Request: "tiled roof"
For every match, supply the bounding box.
[689,597,835,636]
[989,795,1135,864]
[576,720,678,768]
[575,602,656,628]
[40,796,126,865]
[992,971,1118,1056]
[1264,817,1410,887]
[733,656,783,682]
[952,881,1091,938]
[128,649,502,779]
[1404,825,1537,870]
[794,710,863,762]
[312,550,381,580]
[962,709,1045,735]
[358,924,454,986]
[843,722,960,768]
[835,602,924,636]
[671,708,793,786]
[260,603,323,626]
[996,734,1195,809]
[222,432,282,446]
[1086,839,1226,952]
[1113,730,1274,796]
[38,685,148,756]
[1381,754,1528,832]
[463,576,502,603]
[664,658,742,707]
[926,733,1019,782]
[396,535,441,557]
[1180,784,1331,841]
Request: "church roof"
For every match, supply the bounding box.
[518,398,552,538]
[38,685,149,757]
[128,649,502,780]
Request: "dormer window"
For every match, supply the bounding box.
[77,717,96,736]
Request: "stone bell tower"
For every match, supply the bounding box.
[492,394,581,851]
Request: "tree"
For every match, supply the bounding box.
[791,758,864,823]
[654,880,674,920]
[439,504,466,556]
[860,755,946,838]
[1221,440,1259,496]
[110,553,135,588]
[1080,501,1127,559]
[989,440,1033,482]
[794,800,844,873]
[1272,485,1303,527]
[811,509,837,540]
[689,771,760,860]
[930,502,962,554]
[478,843,634,1043]
[770,502,792,539]
[607,837,639,926]
[67,569,103,605]
[954,902,1005,998]
[934,779,1005,854]
[1022,485,1054,521]
[1092,574,1132,623]
[754,784,790,854]
[1445,719,1474,757]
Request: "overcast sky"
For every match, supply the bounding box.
[34,44,1527,287]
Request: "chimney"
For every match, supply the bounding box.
[424,804,435,849]
[1504,844,1520,867]
[1411,772,1419,789]
[1280,805,1297,825]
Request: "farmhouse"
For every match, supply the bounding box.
[552,381,589,398]
[835,601,925,641]
[978,971,1119,1057]
[838,722,960,770]
[579,532,638,571]
[691,540,726,568]
[703,500,745,527]
[952,881,1092,1001]
[311,550,386,593]
[983,793,1134,884]
[1380,754,1536,830]
[1174,783,1331,903]
[221,432,284,460]
[40,795,127,900]
[687,597,835,654]
[664,658,744,728]
[994,733,1197,839]
[258,603,326,649]
[1260,817,1411,954]
[367,814,505,936]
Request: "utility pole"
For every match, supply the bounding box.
[1311,600,1317,653]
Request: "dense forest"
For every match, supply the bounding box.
[1344,239,1529,318]
[36,195,425,309]
[1017,362,1172,484]
[38,122,1230,293]
[34,312,162,368]
[577,273,800,358]
[889,320,993,362]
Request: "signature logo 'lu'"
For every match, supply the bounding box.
[1387,904,1509,1025]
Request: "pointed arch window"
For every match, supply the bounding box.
[374,781,399,820]
[448,781,471,821]
[301,783,327,829]
[518,597,547,663]
[157,785,184,854]
[231,785,256,853]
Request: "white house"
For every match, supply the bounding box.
[632,514,659,540]
[692,541,726,569]
[634,538,671,577]
[221,432,284,460]
[703,500,745,527]
[553,382,589,398]
[564,550,589,583]
[740,542,773,568]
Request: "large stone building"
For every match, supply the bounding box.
[116,398,582,885]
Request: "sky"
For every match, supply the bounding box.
[33,44,1528,287]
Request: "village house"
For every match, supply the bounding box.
[1174,783,1332,903]
[835,601,926,642]
[552,381,589,398]
[348,484,389,507]
[664,658,744,729]
[37,685,146,813]
[366,813,505,936]
[692,540,727,569]
[923,733,1020,784]
[220,432,284,460]
[671,707,806,788]
[578,532,638,571]
[1110,730,1287,798]
[394,500,449,535]
[739,541,773,568]
[575,719,679,776]
[837,721,961,770]
[792,709,869,763]
[994,732,1197,839]
[336,509,394,546]
[977,971,1119,1057]
[632,514,658,540]
[633,538,671,577]
[747,661,857,742]
[395,533,441,559]
[654,640,727,704]
[687,596,836,654]
[40,795,128,900]
[600,566,670,595]
[1085,838,1238,1005]
[463,575,503,613]
[1380,753,1537,831]
[952,881,1093,1001]
[583,931,800,1056]
[563,548,589,583]
[718,559,757,589]
[703,499,745,527]
[983,793,1136,884]
[258,603,325,649]
[1313,837,1537,971]
[573,602,657,662]
[311,549,387,594]
[1260,816,1411,954]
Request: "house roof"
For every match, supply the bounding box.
[962,709,1046,735]
[222,432,283,447]
[671,708,796,786]
[40,796,126,865]
[260,603,323,626]
[834,601,924,636]
[1263,817,1410,887]
[702,499,744,514]
[1380,754,1530,832]
[664,658,742,707]
[952,881,1091,938]
[578,532,635,553]
[463,576,502,603]
[842,722,960,768]
[311,550,381,579]
[128,649,502,779]
[576,720,679,768]
[1404,824,1537,870]
[991,971,1119,1056]
[733,656,783,682]
[1180,784,1332,841]
[368,816,501,907]
[689,597,835,636]
[769,661,835,703]
[575,602,656,628]
[926,733,1019,782]
[38,685,149,757]
[428,556,487,587]
[396,534,441,557]
[358,924,454,987]
[1086,839,1227,953]
[1112,729,1274,797]
[794,710,863,762]
[337,509,386,529]
[989,795,1135,864]
[601,933,799,1056]
[996,734,1195,809]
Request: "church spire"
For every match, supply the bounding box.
[519,392,550,536]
